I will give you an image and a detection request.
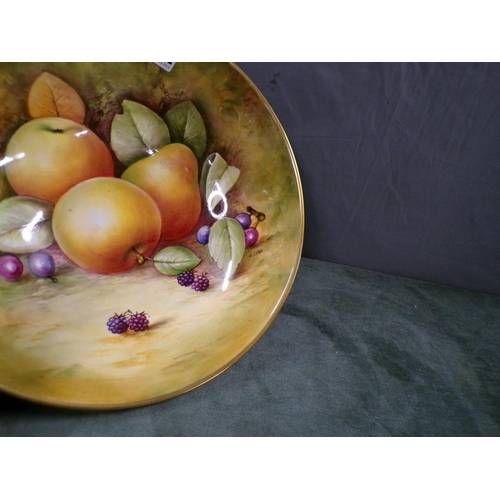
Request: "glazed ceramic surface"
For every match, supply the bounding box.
[0,62,303,409]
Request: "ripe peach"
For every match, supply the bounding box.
[52,177,162,274]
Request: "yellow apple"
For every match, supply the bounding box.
[121,143,201,240]
[52,177,162,274]
[4,117,115,203]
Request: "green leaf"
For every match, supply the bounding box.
[0,196,54,253]
[110,100,171,167]
[164,101,207,159]
[199,152,214,196]
[208,217,245,280]
[203,153,241,213]
[153,246,201,276]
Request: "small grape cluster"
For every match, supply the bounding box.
[0,251,57,283]
[196,207,265,249]
[106,310,149,334]
[176,271,210,292]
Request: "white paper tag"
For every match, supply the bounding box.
[154,62,176,72]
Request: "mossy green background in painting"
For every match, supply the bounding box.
[0,63,303,408]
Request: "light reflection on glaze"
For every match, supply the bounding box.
[0,153,25,167]
[221,261,234,292]
[207,181,228,219]
[21,210,45,242]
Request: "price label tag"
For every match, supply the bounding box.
[154,62,176,72]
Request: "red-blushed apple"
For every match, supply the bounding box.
[4,117,114,203]
[121,143,201,240]
[52,177,162,274]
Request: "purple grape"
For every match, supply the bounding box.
[0,254,23,281]
[192,274,210,292]
[177,270,195,287]
[235,213,252,230]
[128,311,149,332]
[196,225,211,245]
[106,313,129,334]
[28,252,56,279]
[244,228,259,248]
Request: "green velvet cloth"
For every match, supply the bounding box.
[1,257,499,436]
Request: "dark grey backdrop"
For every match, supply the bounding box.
[237,63,500,296]
[2,63,499,438]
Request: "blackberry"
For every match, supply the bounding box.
[127,311,150,332]
[177,270,195,287]
[106,313,129,334]
[192,274,210,292]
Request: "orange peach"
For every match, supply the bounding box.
[52,177,161,274]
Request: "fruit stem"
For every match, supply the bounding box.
[132,247,193,266]
[132,247,152,265]
[133,246,166,264]
[247,206,266,222]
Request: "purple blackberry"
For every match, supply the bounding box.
[127,311,150,332]
[106,313,129,334]
[192,273,210,292]
[177,270,195,287]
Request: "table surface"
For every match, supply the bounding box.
[1,257,499,436]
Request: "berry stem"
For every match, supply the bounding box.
[247,206,266,228]
[247,206,266,222]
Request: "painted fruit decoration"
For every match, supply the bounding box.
[121,143,201,241]
[52,177,162,274]
[4,116,114,204]
[0,69,266,333]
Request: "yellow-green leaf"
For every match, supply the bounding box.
[208,217,245,279]
[203,153,240,213]
[0,196,54,253]
[111,100,171,168]
[153,246,201,276]
[28,72,86,123]
[164,101,207,158]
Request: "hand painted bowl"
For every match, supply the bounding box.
[0,62,304,409]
